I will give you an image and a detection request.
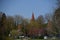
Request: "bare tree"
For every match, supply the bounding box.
[45,13,53,22]
[36,15,45,24]
[57,0,60,8]
[14,15,23,26]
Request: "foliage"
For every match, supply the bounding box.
[0,13,7,40]
[53,8,60,34]
[36,15,45,24]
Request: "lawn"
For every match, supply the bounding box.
[15,38,59,40]
[6,36,60,40]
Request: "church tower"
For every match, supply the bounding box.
[31,12,35,21]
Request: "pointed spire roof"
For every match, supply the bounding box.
[31,12,35,21]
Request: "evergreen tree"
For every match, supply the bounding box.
[0,13,6,40]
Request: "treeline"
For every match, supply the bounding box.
[0,0,60,39]
[0,7,60,39]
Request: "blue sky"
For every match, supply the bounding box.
[0,0,57,19]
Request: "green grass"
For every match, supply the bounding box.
[6,37,60,40]
[6,37,14,40]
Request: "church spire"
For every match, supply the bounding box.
[31,12,35,21]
